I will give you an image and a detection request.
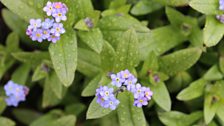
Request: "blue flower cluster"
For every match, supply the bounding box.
[4,81,29,107]
[217,0,224,23]
[95,70,153,110]
[26,1,68,43]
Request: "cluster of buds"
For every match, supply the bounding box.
[95,70,153,110]
[26,1,68,43]
[4,81,29,107]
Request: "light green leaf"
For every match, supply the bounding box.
[109,0,126,9]
[203,65,223,81]
[177,79,206,101]
[12,109,41,125]
[217,103,224,123]
[159,48,202,75]
[204,16,224,47]
[32,63,49,82]
[117,92,146,126]
[204,94,220,124]
[49,31,77,87]
[77,48,101,77]
[0,117,15,126]
[114,29,139,71]
[78,28,104,53]
[11,64,31,85]
[1,0,44,22]
[12,51,50,67]
[150,82,171,111]
[189,0,219,15]
[82,73,102,97]
[139,26,187,59]
[100,41,116,72]
[220,57,224,74]
[159,111,203,126]
[0,97,6,114]
[155,0,189,6]
[131,0,162,16]
[86,97,113,119]
[48,115,76,126]
[74,19,90,31]
[49,71,64,99]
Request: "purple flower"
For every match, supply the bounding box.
[43,1,54,16]
[42,18,54,29]
[133,84,145,98]
[52,10,67,22]
[104,97,120,110]
[153,74,160,82]
[53,2,68,12]
[84,17,94,28]
[50,23,65,36]
[26,29,32,36]
[28,19,42,31]
[124,75,137,91]
[48,35,60,43]
[110,73,125,87]
[31,29,44,42]
[144,87,153,100]
[4,81,29,107]
[220,0,224,10]
[217,15,224,23]
[120,69,132,79]
[134,97,148,107]
[42,29,51,39]
[96,86,114,100]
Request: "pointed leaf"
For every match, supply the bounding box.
[49,72,64,99]
[203,65,223,81]
[11,64,31,85]
[117,92,146,126]
[0,117,15,126]
[114,29,139,71]
[189,0,219,15]
[6,32,20,52]
[86,97,113,119]
[177,79,206,101]
[49,32,77,87]
[32,63,48,82]
[48,115,76,126]
[159,48,202,75]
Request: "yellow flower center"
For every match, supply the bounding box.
[105,91,109,96]
[58,13,62,17]
[139,100,143,103]
[36,33,41,37]
[56,28,60,32]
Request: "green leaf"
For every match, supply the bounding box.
[0,97,6,114]
[139,26,187,59]
[78,28,104,53]
[12,109,41,125]
[65,103,86,116]
[189,0,219,15]
[131,0,162,16]
[100,41,116,72]
[155,0,189,6]
[77,48,101,77]
[1,0,44,22]
[140,51,158,78]
[42,74,61,108]
[11,64,31,85]
[150,82,171,111]
[203,65,223,81]
[12,51,50,67]
[32,63,48,82]
[86,97,113,119]
[203,16,224,47]
[49,31,77,87]
[114,28,139,71]
[48,115,76,126]
[73,0,94,23]
[159,111,203,126]
[159,48,202,75]
[0,59,14,79]
[0,117,15,126]
[117,92,146,126]
[204,94,220,124]
[74,19,90,31]
[217,103,224,123]
[6,32,20,52]
[109,0,126,9]
[82,73,102,97]
[177,79,206,101]
[49,71,64,99]
[220,57,224,74]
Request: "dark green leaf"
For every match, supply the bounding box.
[220,57,224,74]
[11,64,31,85]
[49,31,77,87]
[0,97,6,114]
[49,71,64,99]
[48,115,76,126]
[6,32,20,52]
[65,103,86,116]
